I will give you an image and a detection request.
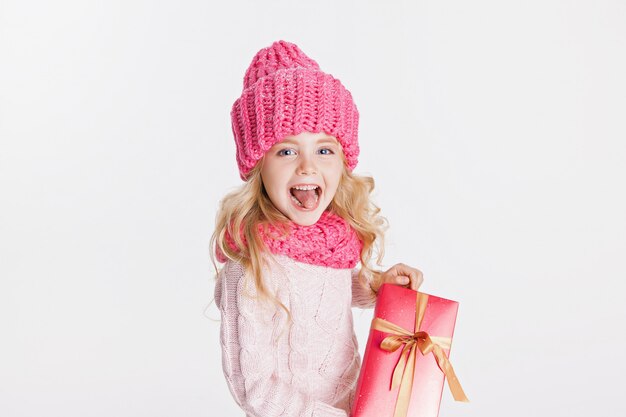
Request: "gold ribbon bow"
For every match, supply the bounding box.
[371,292,469,417]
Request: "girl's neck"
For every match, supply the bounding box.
[219,210,363,269]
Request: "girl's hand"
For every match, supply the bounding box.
[371,263,424,294]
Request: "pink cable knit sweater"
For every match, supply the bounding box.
[215,255,378,417]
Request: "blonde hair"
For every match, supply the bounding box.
[209,153,387,324]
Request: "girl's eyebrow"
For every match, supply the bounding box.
[278,138,298,145]
[317,137,338,145]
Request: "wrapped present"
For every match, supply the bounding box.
[351,284,468,417]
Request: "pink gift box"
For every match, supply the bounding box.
[351,284,467,417]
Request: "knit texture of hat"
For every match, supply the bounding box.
[231,40,360,180]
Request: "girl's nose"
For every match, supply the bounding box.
[297,155,317,175]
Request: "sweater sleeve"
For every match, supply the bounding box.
[215,261,348,417]
[350,267,378,309]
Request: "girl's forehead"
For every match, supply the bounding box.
[279,132,339,145]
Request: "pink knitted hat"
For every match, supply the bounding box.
[231,40,360,180]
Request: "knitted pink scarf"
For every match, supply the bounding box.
[215,210,363,269]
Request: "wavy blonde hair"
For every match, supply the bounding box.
[209,152,387,324]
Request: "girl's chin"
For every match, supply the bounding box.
[286,210,323,226]
[279,203,327,226]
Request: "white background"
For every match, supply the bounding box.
[1,1,625,416]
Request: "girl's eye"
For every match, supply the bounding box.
[318,148,334,155]
[278,149,296,156]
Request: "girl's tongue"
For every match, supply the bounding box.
[291,188,318,209]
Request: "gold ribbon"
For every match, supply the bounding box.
[371,292,469,417]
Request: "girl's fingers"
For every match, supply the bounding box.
[409,269,424,291]
[383,263,424,291]
[397,276,410,285]
[396,265,423,291]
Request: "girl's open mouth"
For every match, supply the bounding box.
[289,185,321,210]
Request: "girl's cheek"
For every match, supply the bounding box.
[319,157,342,166]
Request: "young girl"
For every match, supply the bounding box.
[211,40,424,417]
